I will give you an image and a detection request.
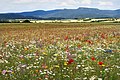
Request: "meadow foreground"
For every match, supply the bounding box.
[0,23,120,80]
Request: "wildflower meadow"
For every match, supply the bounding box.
[0,23,120,80]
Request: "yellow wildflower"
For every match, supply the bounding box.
[64,62,68,66]
[54,53,58,56]
[102,64,105,67]
[54,65,59,68]
[42,52,47,55]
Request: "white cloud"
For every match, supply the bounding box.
[13,0,56,4]
[0,0,119,13]
[81,0,92,5]
[60,0,78,6]
[13,0,34,3]
[60,2,69,6]
[98,1,113,6]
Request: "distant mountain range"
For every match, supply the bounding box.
[0,7,120,19]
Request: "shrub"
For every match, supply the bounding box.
[22,20,31,23]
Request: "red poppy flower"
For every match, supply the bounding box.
[101,34,105,39]
[91,57,95,61]
[98,61,103,65]
[67,59,74,64]
[64,36,68,40]
[86,40,93,44]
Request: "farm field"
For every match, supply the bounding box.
[0,23,120,80]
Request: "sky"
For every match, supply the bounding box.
[0,0,120,13]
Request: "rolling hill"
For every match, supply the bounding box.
[0,7,120,19]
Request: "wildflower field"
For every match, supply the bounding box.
[0,23,120,80]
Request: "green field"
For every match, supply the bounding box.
[0,23,120,80]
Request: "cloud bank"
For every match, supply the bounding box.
[0,0,119,13]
